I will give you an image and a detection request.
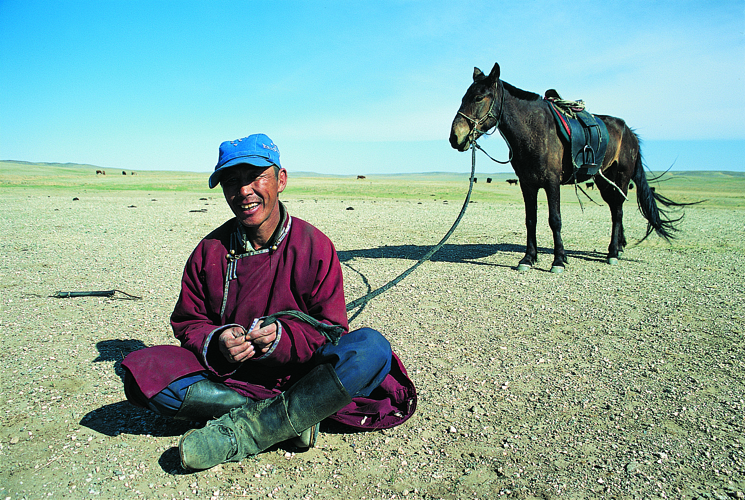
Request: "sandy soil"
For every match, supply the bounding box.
[1,186,743,499]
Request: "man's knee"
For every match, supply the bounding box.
[350,327,392,369]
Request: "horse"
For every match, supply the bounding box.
[449,62,690,273]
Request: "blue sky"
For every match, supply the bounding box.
[1,0,743,175]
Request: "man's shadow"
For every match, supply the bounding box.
[82,339,193,437]
[81,340,195,473]
[81,339,361,474]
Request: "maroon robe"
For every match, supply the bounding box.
[123,206,416,430]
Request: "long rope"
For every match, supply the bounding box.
[263,144,480,335]
[344,144,478,312]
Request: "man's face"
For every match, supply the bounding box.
[220,164,287,235]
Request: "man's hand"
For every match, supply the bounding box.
[218,322,278,363]
[246,320,278,356]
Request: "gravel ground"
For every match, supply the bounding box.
[1,186,743,499]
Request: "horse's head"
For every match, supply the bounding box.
[449,63,502,152]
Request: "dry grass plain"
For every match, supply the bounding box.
[1,162,744,499]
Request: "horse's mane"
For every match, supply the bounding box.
[502,81,541,102]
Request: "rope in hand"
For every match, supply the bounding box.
[260,310,345,346]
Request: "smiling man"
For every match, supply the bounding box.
[121,134,416,470]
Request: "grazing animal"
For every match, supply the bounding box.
[487,178,492,183]
[96,170,103,175]
[586,182,594,190]
[449,63,690,272]
[357,175,366,179]
[122,171,127,175]
[506,179,518,186]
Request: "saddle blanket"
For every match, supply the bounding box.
[546,95,609,183]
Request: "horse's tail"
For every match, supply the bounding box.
[632,135,687,243]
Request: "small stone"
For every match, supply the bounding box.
[625,461,640,474]
[449,426,457,433]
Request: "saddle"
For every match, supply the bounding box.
[545,89,609,184]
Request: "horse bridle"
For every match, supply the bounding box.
[457,79,505,141]
[458,80,513,164]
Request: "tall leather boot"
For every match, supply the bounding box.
[179,363,352,470]
[292,423,320,448]
[173,379,250,422]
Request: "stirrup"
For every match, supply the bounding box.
[291,423,320,449]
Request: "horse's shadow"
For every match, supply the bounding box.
[338,242,608,270]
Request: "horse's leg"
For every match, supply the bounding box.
[607,202,624,264]
[517,183,539,272]
[596,176,625,265]
[545,182,567,273]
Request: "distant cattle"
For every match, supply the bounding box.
[96,170,105,175]
[486,178,492,183]
[122,171,127,175]
[586,182,594,190]
[507,179,518,186]
[473,178,477,183]
[131,172,136,175]
[357,175,366,179]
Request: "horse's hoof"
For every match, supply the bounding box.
[550,265,564,274]
[517,263,531,272]
[608,257,619,266]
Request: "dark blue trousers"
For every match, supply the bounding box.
[145,327,392,416]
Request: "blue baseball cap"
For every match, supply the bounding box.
[209,133,281,189]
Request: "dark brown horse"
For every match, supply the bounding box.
[450,63,688,273]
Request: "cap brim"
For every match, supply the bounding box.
[208,157,276,189]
